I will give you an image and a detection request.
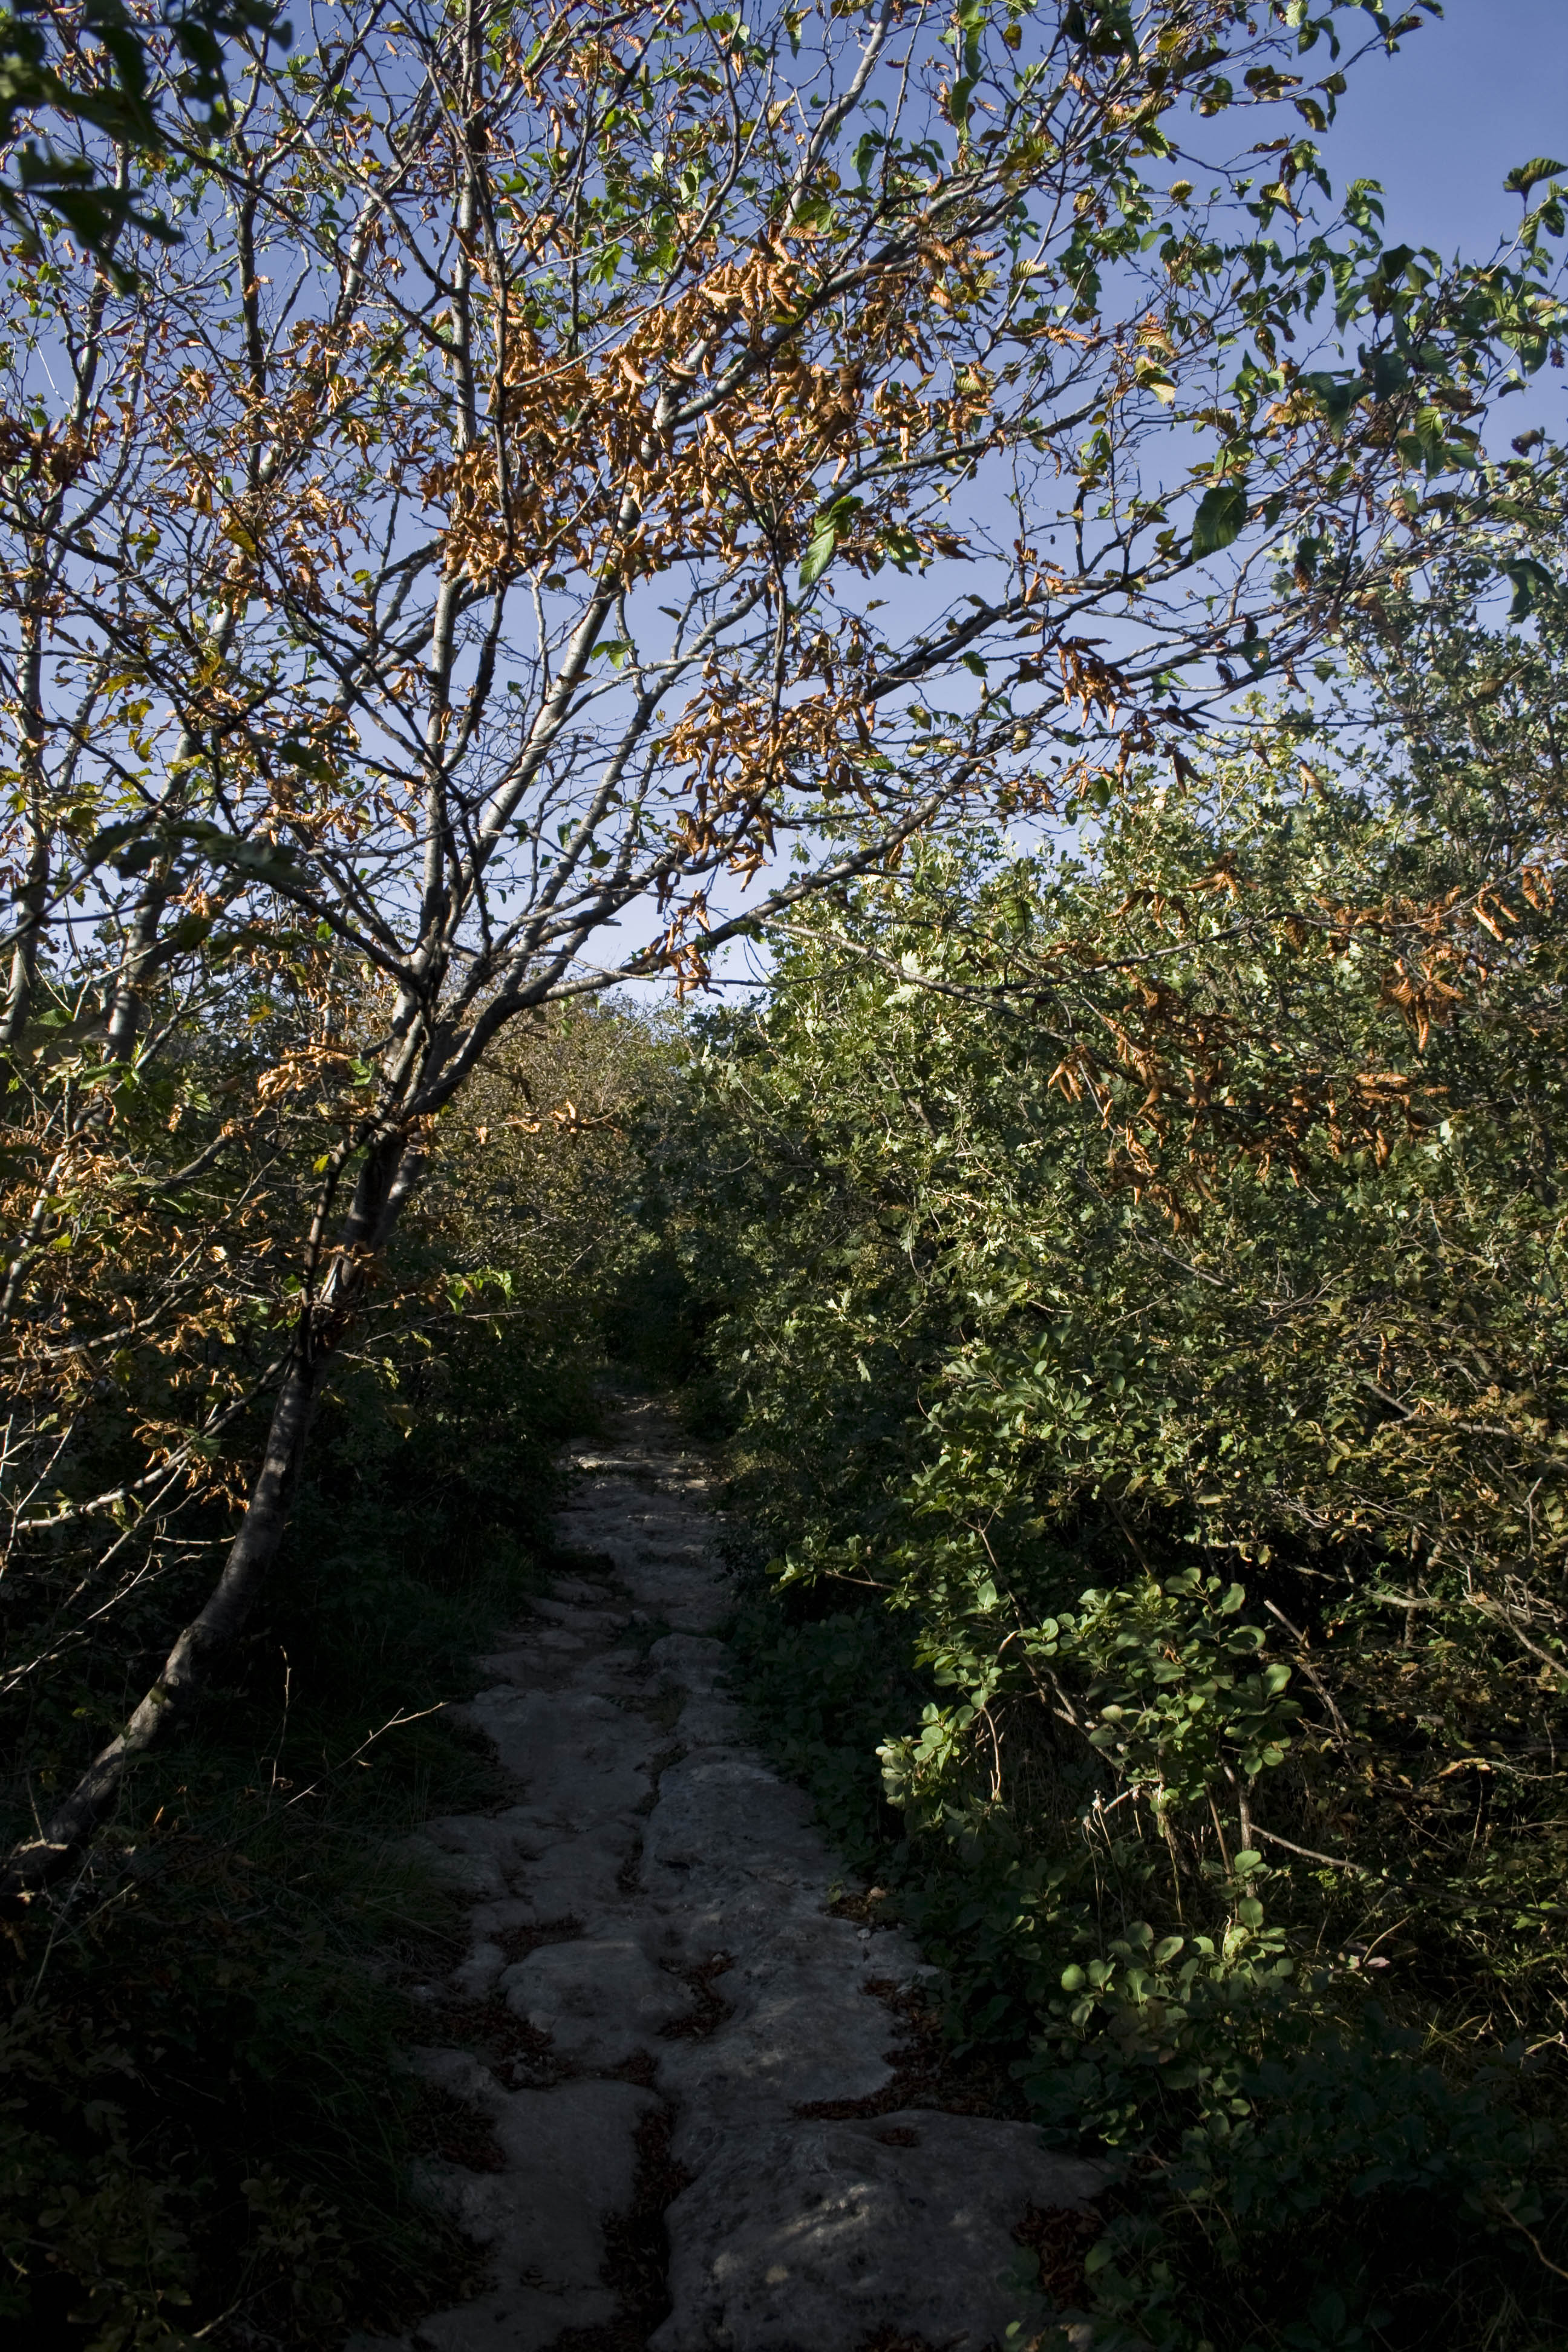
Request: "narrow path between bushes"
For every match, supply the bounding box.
[349,1394,1100,2352]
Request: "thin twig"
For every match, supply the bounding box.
[1248,1823,1377,1877]
[283,1702,449,1808]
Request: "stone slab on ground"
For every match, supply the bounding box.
[500,1933,697,2066]
[653,2109,1102,2352]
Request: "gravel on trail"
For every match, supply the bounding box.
[347,1396,1100,2352]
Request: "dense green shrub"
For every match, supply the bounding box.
[659,495,1568,2345]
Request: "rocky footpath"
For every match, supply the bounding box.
[350,1397,1100,2352]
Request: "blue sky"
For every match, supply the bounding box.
[1322,1,1568,261]
[1317,1,1568,442]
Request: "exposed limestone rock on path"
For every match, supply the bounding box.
[350,1396,1099,2352]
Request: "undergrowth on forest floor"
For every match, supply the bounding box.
[720,1561,1568,2352]
[2,1331,588,2348]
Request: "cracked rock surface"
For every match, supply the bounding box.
[347,1396,1100,2352]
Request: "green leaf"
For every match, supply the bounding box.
[1299,371,1368,432]
[799,523,838,589]
[1342,178,1385,231]
[1503,557,1553,621]
[1505,157,1567,197]
[1191,481,1250,558]
[799,496,863,590]
[85,818,149,867]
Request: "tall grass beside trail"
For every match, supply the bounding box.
[1,1004,671,2350]
[635,509,1568,2352]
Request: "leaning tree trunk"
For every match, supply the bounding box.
[1,1340,322,1905]
[1,1132,421,1911]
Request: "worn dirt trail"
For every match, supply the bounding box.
[353,1396,1098,2352]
